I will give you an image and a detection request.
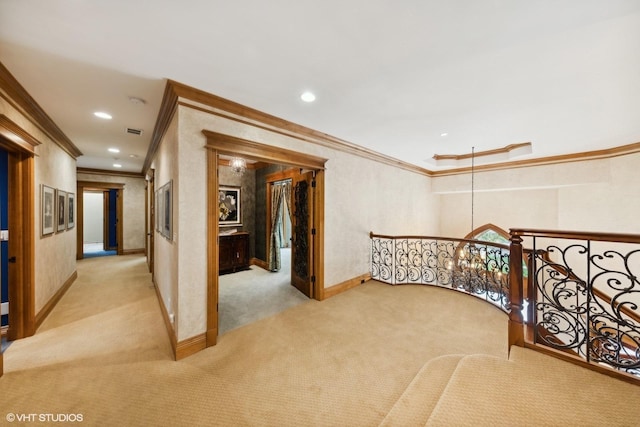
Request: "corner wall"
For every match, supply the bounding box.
[435,153,640,238]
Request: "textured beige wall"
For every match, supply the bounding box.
[151,112,180,338]
[0,93,77,314]
[76,172,146,250]
[435,154,640,238]
[162,105,438,341]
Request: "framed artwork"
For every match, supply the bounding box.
[67,192,75,229]
[158,180,172,240]
[56,189,67,232]
[219,186,241,226]
[41,185,55,236]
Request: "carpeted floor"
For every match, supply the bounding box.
[219,248,309,334]
[1,254,637,426]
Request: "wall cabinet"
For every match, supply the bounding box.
[219,232,250,274]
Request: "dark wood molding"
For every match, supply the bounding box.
[250,257,268,270]
[121,248,145,255]
[323,273,371,300]
[206,148,219,347]
[433,142,531,161]
[77,167,145,179]
[0,114,41,154]
[142,79,178,174]
[77,180,125,190]
[433,141,640,177]
[203,130,328,170]
[153,280,177,360]
[35,270,77,330]
[176,334,207,361]
[0,61,82,158]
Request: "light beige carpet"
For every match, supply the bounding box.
[1,254,508,426]
[219,248,309,334]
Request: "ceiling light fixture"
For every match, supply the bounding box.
[113,163,122,168]
[229,157,247,175]
[128,96,146,105]
[300,91,316,103]
[94,111,112,120]
[441,133,448,137]
[108,148,120,153]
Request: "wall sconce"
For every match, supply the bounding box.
[230,157,247,175]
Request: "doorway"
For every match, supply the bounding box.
[76,181,124,260]
[0,119,38,377]
[204,130,327,347]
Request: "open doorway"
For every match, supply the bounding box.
[218,169,307,335]
[204,130,327,347]
[76,181,123,260]
[82,190,117,258]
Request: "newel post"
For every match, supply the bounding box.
[508,232,525,350]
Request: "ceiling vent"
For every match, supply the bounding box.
[126,127,143,136]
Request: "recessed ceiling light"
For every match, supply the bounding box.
[129,154,138,158]
[440,133,448,137]
[113,163,122,168]
[128,96,146,105]
[94,111,112,120]
[108,148,120,153]
[300,91,316,103]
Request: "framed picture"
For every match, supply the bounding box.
[56,189,67,232]
[41,185,55,236]
[67,192,75,229]
[158,180,172,240]
[219,186,241,226]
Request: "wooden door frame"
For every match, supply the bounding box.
[76,181,124,260]
[146,169,155,277]
[203,130,326,347]
[0,116,40,377]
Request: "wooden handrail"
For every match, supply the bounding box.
[511,228,640,244]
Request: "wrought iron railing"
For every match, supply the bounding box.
[370,232,511,312]
[509,229,640,380]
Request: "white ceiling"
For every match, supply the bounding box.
[1,1,639,173]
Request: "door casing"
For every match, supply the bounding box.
[204,130,326,347]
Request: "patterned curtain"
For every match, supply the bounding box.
[268,183,285,271]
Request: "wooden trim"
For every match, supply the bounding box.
[77,181,125,190]
[176,334,207,361]
[206,148,219,347]
[313,169,325,301]
[323,273,371,300]
[35,270,77,330]
[203,130,328,170]
[142,80,179,173]
[0,61,82,158]
[121,248,145,255]
[7,151,36,340]
[76,181,125,259]
[251,257,268,270]
[433,143,531,161]
[153,280,177,360]
[433,141,640,176]
[143,79,430,176]
[511,228,640,244]
[0,115,41,154]
[77,167,144,178]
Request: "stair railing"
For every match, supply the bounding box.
[370,232,511,313]
[509,229,640,382]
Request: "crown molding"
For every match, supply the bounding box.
[432,141,640,176]
[433,142,532,161]
[0,114,41,154]
[0,61,82,159]
[143,79,432,176]
[77,167,145,179]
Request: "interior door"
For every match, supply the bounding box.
[147,174,155,275]
[290,170,314,298]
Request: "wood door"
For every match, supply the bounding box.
[291,170,314,298]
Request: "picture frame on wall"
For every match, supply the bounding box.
[219,185,241,226]
[41,184,55,236]
[56,189,67,232]
[67,192,75,229]
[162,180,172,240]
